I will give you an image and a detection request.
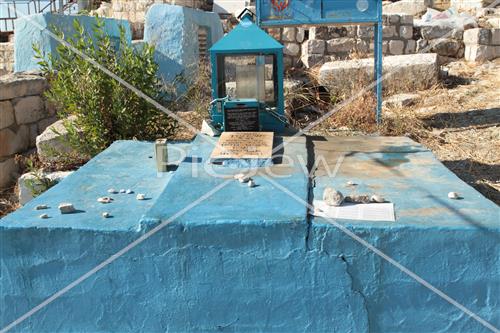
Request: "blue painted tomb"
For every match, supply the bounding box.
[1,135,498,332]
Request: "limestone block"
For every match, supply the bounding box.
[389,14,400,24]
[356,40,370,54]
[383,0,430,16]
[451,29,463,41]
[282,28,296,42]
[383,93,420,108]
[309,26,329,40]
[417,39,428,52]
[357,26,374,38]
[400,26,413,39]
[0,126,30,157]
[0,73,47,100]
[302,40,325,55]
[345,26,357,38]
[0,100,14,130]
[430,38,463,57]
[327,38,356,53]
[318,53,439,95]
[300,54,325,68]
[389,40,405,55]
[0,157,17,188]
[492,29,500,45]
[405,40,416,54]
[465,44,496,61]
[383,26,396,38]
[420,23,454,40]
[17,170,73,205]
[14,13,131,72]
[13,95,45,124]
[464,28,491,45]
[450,0,496,10]
[400,15,413,26]
[284,43,300,57]
[382,41,389,54]
[36,116,78,162]
[296,28,305,43]
[487,17,500,29]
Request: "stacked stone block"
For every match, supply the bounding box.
[464,28,500,61]
[0,42,14,74]
[415,22,465,59]
[0,73,57,188]
[267,14,417,69]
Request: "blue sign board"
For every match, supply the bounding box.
[256,0,384,122]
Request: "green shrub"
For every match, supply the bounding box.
[34,17,177,157]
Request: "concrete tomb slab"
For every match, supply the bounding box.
[1,136,498,332]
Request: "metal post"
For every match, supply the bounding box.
[59,0,63,13]
[374,3,383,124]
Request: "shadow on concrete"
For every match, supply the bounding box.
[422,107,500,129]
[442,159,500,205]
[428,193,500,243]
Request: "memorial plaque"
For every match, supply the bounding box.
[224,107,259,132]
[210,131,274,161]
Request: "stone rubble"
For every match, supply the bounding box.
[323,187,344,206]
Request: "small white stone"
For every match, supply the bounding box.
[35,204,48,210]
[97,197,113,204]
[126,189,133,194]
[119,189,126,193]
[346,181,357,186]
[448,192,459,199]
[248,180,256,188]
[370,195,385,203]
[136,193,146,200]
[233,173,245,180]
[239,176,251,183]
[323,187,344,206]
[107,188,118,194]
[39,213,49,219]
[58,203,76,214]
[102,212,110,218]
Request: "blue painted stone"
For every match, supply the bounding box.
[0,136,498,332]
[143,4,223,87]
[14,13,131,72]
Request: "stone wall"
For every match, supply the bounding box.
[266,14,417,69]
[0,42,14,75]
[0,73,57,188]
[464,27,500,61]
[109,0,213,39]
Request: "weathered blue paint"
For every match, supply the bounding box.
[14,13,131,72]
[1,136,498,332]
[255,0,384,123]
[143,4,223,88]
[209,14,285,132]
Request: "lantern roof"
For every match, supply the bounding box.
[210,14,283,54]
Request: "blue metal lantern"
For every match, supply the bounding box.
[209,10,286,132]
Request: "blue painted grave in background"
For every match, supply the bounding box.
[14,13,131,73]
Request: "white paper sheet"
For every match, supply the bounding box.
[312,200,395,222]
